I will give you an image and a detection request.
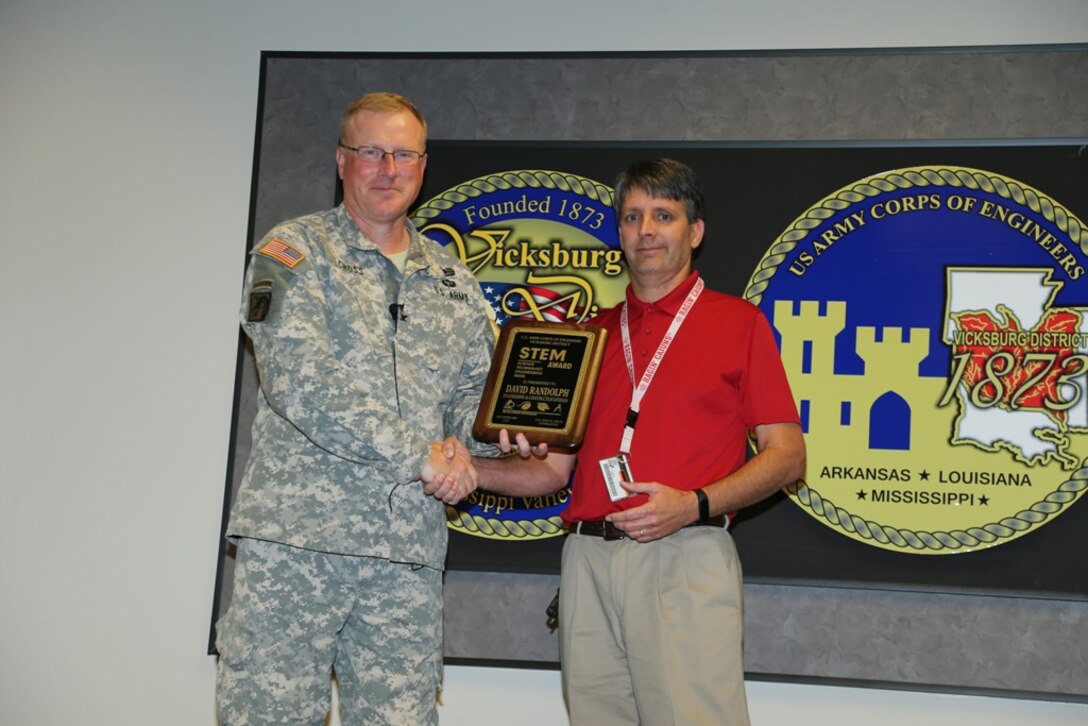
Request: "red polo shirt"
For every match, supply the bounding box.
[562,271,800,524]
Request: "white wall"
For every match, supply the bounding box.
[1,1,1085,724]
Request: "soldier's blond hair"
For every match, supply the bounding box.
[339,92,428,146]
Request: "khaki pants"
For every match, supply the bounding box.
[559,527,750,726]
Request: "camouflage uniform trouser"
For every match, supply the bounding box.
[216,537,442,725]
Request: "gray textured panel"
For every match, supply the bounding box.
[262,52,1088,142]
[443,571,560,663]
[443,576,1088,695]
[743,584,1088,695]
[222,49,1088,698]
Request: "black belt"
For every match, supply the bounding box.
[572,516,727,541]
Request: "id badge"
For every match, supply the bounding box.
[599,453,634,502]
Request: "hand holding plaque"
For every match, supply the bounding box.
[473,320,607,449]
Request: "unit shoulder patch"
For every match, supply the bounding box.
[246,279,273,322]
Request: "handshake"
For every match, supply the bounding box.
[417,430,546,505]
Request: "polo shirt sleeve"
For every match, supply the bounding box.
[742,308,802,430]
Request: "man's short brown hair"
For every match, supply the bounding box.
[614,158,705,224]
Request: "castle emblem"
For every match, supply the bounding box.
[747,167,1088,553]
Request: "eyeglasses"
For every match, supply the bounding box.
[339,143,426,165]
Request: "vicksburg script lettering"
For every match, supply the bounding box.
[487,239,625,277]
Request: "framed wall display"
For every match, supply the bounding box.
[212,48,1088,701]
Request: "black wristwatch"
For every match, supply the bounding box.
[694,488,710,523]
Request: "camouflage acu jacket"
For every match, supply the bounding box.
[227,204,495,569]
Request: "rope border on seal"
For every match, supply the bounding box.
[744,165,1088,552]
[786,466,1088,552]
[445,506,568,539]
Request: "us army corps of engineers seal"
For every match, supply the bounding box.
[747,166,1088,554]
[412,170,628,541]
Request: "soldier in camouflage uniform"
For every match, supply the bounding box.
[216,92,493,725]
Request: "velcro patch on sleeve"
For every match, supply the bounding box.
[247,279,273,322]
[257,238,305,269]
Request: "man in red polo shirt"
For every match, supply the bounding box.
[473,158,805,725]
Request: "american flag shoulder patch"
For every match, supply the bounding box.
[258,238,305,269]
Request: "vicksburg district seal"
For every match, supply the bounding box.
[413,170,628,540]
[746,166,1088,554]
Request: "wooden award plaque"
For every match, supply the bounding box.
[472,320,607,449]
